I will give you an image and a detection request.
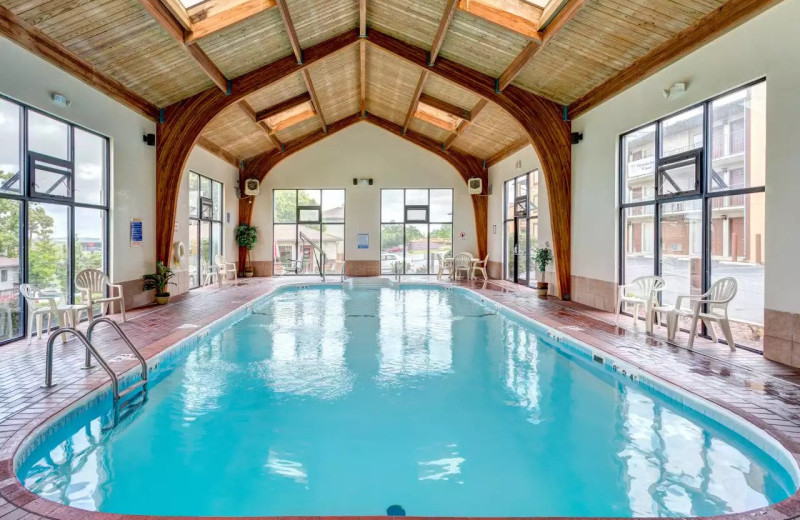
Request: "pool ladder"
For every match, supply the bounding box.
[44,317,149,411]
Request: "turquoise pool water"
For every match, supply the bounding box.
[18,286,797,517]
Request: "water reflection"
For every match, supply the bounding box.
[616,388,771,516]
[376,289,452,384]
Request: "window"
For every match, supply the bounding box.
[380,189,452,275]
[503,171,539,285]
[0,94,110,344]
[188,172,223,288]
[273,189,345,276]
[619,80,766,350]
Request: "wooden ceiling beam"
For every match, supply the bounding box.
[413,109,458,132]
[0,4,159,121]
[537,0,568,30]
[301,69,327,133]
[255,92,312,122]
[403,70,429,133]
[360,40,367,116]
[419,93,472,121]
[269,109,317,132]
[359,0,367,37]
[196,136,240,167]
[137,0,229,92]
[568,0,782,119]
[237,99,283,151]
[186,0,277,42]
[429,0,459,65]
[456,0,542,40]
[161,0,192,30]
[444,98,487,150]
[275,0,302,64]
[496,0,583,92]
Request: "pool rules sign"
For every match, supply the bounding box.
[130,218,143,247]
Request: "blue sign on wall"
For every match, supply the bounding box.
[130,218,143,247]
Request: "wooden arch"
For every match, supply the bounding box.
[156,29,572,297]
[236,113,488,272]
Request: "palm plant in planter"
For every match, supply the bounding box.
[235,224,258,277]
[143,261,176,305]
[533,242,554,298]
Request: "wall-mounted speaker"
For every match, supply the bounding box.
[143,133,156,146]
[571,132,583,145]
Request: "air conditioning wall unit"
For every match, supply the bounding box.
[244,178,260,196]
[468,177,483,195]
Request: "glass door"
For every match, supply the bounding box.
[504,172,538,285]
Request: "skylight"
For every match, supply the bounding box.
[180,0,206,8]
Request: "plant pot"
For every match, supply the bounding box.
[536,282,549,298]
[244,268,254,278]
[155,293,170,305]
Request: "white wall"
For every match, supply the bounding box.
[172,146,240,292]
[570,0,800,313]
[0,36,157,284]
[250,123,478,262]
[487,145,552,277]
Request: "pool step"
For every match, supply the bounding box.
[118,380,147,404]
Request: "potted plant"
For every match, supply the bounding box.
[533,242,554,298]
[235,223,258,277]
[143,261,176,305]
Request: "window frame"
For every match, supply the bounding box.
[188,171,224,289]
[617,79,766,351]
[272,189,346,276]
[380,188,453,275]
[503,170,539,285]
[0,93,111,345]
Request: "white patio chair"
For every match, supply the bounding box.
[435,253,452,280]
[215,254,237,285]
[615,276,665,333]
[19,284,89,344]
[453,252,473,280]
[472,255,489,281]
[75,269,126,322]
[667,277,738,350]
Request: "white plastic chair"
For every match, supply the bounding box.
[435,253,452,280]
[215,254,237,285]
[616,276,665,333]
[19,284,89,344]
[453,252,473,280]
[667,277,738,350]
[75,269,126,322]
[472,255,489,281]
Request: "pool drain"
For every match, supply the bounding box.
[386,504,406,516]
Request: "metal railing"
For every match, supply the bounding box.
[44,318,148,406]
[299,231,326,282]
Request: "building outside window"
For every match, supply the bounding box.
[0,94,109,344]
[273,189,345,276]
[619,80,766,350]
[187,172,223,288]
[503,171,539,285]
[380,189,453,275]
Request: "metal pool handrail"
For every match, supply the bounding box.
[44,328,120,399]
[87,317,148,386]
[44,318,148,406]
[299,231,326,282]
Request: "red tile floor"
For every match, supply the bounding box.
[0,276,799,520]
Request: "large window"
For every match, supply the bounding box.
[0,94,109,344]
[188,172,223,288]
[619,80,766,350]
[503,171,539,285]
[380,189,453,274]
[273,189,345,275]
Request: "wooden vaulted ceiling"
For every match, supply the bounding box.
[0,0,783,166]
